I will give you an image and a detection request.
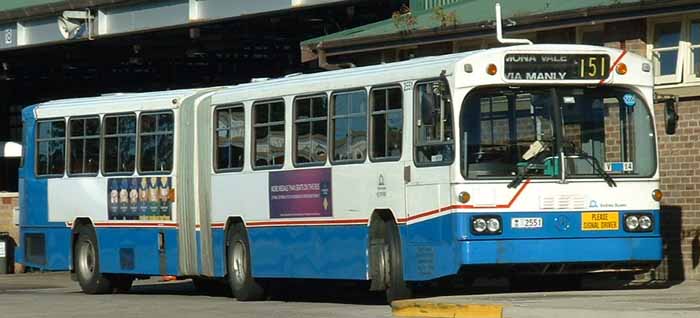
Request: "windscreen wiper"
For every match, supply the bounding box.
[507,166,529,189]
[508,141,547,189]
[568,152,617,188]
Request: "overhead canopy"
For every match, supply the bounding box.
[300,0,692,62]
[0,0,349,52]
[0,0,131,22]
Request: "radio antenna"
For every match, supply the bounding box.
[495,3,533,45]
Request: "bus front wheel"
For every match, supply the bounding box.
[383,220,413,303]
[226,225,265,301]
[74,227,113,294]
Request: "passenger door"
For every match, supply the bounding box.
[405,80,455,225]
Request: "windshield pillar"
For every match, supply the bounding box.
[549,88,566,184]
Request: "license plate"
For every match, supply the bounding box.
[581,212,619,231]
[511,217,543,229]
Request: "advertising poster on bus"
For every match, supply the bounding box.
[107,176,173,220]
[269,168,332,218]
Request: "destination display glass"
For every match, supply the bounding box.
[504,54,610,81]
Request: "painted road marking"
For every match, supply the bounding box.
[392,300,503,318]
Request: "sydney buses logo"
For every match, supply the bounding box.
[376,173,387,198]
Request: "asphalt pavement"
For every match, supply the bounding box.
[0,272,698,318]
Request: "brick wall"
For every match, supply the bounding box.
[654,98,700,281]
[604,103,621,162]
[603,18,700,281]
[0,193,19,273]
[0,194,18,239]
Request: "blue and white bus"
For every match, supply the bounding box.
[17,43,672,302]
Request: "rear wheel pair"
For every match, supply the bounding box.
[226,225,265,301]
[74,227,133,294]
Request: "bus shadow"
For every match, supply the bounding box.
[126,279,387,305]
[123,275,682,305]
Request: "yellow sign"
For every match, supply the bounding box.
[582,212,619,231]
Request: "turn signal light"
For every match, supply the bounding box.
[458,191,471,203]
[652,189,663,202]
[616,63,628,75]
[487,64,498,75]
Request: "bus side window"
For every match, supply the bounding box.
[215,104,245,171]
[253,100,285,169]
[139,112,174,174]
[370,86,403,161]
[294,95,328,165]
[331,90,368,163]
[414,81,454,165]
[69,117,100,176]
[103,114,137,174]
[36,119,66,177]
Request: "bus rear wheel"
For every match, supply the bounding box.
[74,227,113,294]
[226,225,265,301]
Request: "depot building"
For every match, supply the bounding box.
[0,0,699,281]
[0,0,405,273]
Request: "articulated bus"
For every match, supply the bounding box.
[18,44,668,301]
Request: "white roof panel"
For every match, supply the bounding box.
[34,88,208,118]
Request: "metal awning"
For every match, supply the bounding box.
[0,0,348,52]
[300,0,700,62]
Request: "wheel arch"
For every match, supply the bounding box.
[70,217,96,273]
[368,209,399,290]
[223,216,247,276]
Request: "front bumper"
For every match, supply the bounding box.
[461,236,663,265]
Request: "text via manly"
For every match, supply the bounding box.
[505,72,568,80]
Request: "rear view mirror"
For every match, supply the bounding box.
[664,98,679,135]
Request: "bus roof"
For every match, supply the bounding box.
[29,44,647,119]
[211,50,482,104]
[31,87,213,119]
[210,44,644,105]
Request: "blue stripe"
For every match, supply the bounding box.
[97,228,179,275]
[248,225,368,280]
[461,237,662,264]
[20,210,663,281]
[19,226,72,270]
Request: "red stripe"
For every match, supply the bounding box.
[599,50,627,86]
[398,179,531,222]
[247,218,368,227]
[93,222,178,228]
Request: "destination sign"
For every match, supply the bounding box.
[504,54,610,81]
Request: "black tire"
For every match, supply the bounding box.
[74,227,113,294]
[109,275,134,292]
[226,225,265,301]
[384,221,413,303]
[193,277,230,296]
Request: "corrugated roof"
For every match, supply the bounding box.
[302,0,645,46]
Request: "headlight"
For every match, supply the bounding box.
[487,218,501,232]
[639,215,653,230]
[471,215,502,235]
[624,213,654,232]
[625,215,639,230]
[473,218,487,233]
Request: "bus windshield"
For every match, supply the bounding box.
[460,86,656,180]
